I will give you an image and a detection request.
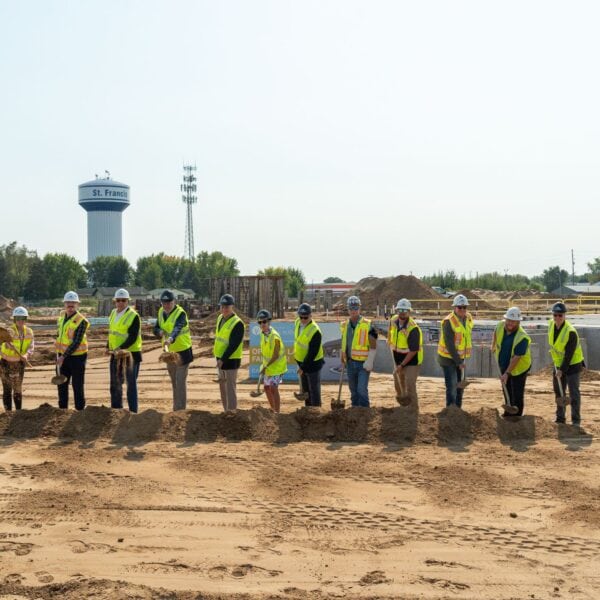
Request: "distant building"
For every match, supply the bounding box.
[148,288,195,300]
[551,284,600,296]
[76,287,150,300]
[303,282,356,302]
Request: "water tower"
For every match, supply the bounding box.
[78,172,130,262]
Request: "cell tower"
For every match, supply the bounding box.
[181,164,197,260]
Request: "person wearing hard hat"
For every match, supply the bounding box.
[340,296,378,407]
[257,309,287,413]
[491,306,531,417]
[214,294,245,413]
[437,294,473,407]
[56,291,90,410]
[388,299,423,405]
[548,302,585,426]
[1,307,34,411]
[107,288,142,413]
[294,303,324,408]
[154,290,194,411]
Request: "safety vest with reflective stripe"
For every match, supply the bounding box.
[548,319,584,368]
[293,319,324,363]
[341,317,372,361]
[260,327,288,376]
[108,307,142,352]
[158,305,192,353]
[1,324,34,362]
[56,312,89,355]
[388,316,423,365]
[213,313,243,359]
[493,323,532,376]
[437,312,473,360]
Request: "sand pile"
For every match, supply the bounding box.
[0,404,586,444]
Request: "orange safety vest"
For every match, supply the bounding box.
[437,312,473,360]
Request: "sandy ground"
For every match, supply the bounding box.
[1,346,599,599]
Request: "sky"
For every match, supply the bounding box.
[1,0,599,283]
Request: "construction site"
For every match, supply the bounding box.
[1,274,600,600]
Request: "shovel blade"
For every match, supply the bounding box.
[456,379,471,389]
[249,391,264,397]
[330,400,345,411]
[51,375,67,385]
[556,396,571,408]
[398,394,412,406]
[502,403,519,415]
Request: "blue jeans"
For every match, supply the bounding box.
[441,364,464,408]
[346,359,370,407]
[110,357,140,413]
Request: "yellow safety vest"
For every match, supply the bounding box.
[341,317,372,361]
[493,323,532,376]
[108,307,142,352]
[1,324,34,362]
[260,327,288,376]
[158,305,192,353]
[437,312,473,360]
[548,319,584,368]
[388,316,423,365]
[293,319,324,362]
[56,311,89,356]
[213,313,244,359]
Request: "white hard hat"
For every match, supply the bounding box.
[12,306,29,318]
[347,295,361,309]
[504,306,522,321]
[452,294,469,307]
[395,298,412,311]
[63,291,80,303]
[114,288,130,300]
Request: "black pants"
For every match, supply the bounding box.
[301,370,322,407]
[57,354,87,410]
[504,372,528,416]
[110,357,140,413]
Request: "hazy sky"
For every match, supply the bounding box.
[1,1,599,283]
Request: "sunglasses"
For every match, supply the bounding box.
[115,299,128,303]
[553,313,565,317]
[456,306,467,309]
[14,316,27,321]
[299,315,310,320]
[258,319,269,325]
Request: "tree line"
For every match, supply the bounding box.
[0,242,307,302]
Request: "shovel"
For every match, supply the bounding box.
[555,368,571,408]
[249,371,264,397]
[294,371,308,401]
[456,365,471,389]
[390,347,411,406]
[331,363,345,410]
[51,354,67,385]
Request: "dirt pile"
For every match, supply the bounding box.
[0,404,588,444]
[0,294,14,319]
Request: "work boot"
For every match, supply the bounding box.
[13,393,22,410]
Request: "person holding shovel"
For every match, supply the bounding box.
[491,306,531,417]
[256,309,287,413]
[293,303,324,408]
[548,302,584,426]
[107,288,142,413]
[388,298,422,406]
[213,294,245,414]
[56,291,90,410]
[154,290,193,411]
[437,294,473,408]
[1,306,34,411]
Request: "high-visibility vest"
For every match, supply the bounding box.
[158,305,192,353]
[108,307,142,352]
[260,327,288,376]
[437,312,473,360]
[548,319,584,368]
[341,317,372,361]
[293,319,324,362]
[1,324,34,362]
[56,311,89,355]
[388,316,423,365]
[213,313,244,359]
[493,322,532,376]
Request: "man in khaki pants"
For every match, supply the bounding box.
[214,294,245,413]
[387,298,423,405]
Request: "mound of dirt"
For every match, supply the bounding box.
[0,404,589,444]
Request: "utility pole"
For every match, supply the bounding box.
[571,249,576,285]
[181,165,197,260]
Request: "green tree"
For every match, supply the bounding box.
[43,253,87,298]
[258,266,306,298]
[24,255,49,301]
[0,242,36,298]
[86,256,132,287]
[540,266,569,292]
[323,276,345,283]
[587,257,600,283]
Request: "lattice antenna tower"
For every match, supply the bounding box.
[181,164,197,260]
